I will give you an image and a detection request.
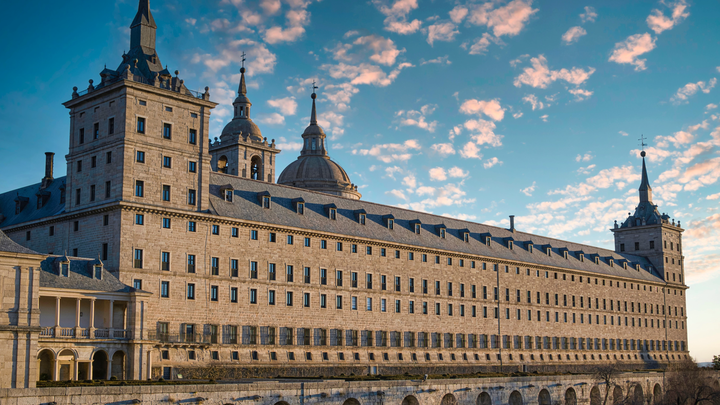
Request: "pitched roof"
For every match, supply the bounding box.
[209,172,662,283]
[39,256,143,293]
[0,177,66,228]
[0,229,40,255]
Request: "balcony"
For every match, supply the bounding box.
[39,295,130,341]
[39,326,129,340]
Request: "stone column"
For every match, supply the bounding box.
[53,357,59,381]
[146,350,152,380]
[74,298,81,336]
[109,300,115,337]
[89,299,96,338]
[107,357,113,380]
[54,297,61,337]
[88,360,93,381]
[73,360,78,381]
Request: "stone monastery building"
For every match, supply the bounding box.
[0,0,688,388]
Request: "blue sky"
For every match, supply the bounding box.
[1,0,718,361]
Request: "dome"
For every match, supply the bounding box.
[221,118,263,142]
[278,155,361,199]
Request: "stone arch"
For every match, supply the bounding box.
[565,388,577,405]
[92,350,109,380]
[613,386,624,405]
[250,155,262,180]
[441,394,458,405]
[509,390,523,405]
[343,399,361,405]
[477,392,492,405]
[538,389,551,405]
[590,386,601,405]
[218,155,228,173]
[37,349,55,381]
[111,350,126,380]
[653,384,662,404]
[632,385,644,405]
[57,349,76,381]
[402,395,420,405]
[274,402,291,405]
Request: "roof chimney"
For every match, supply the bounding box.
[41,152,54,189]
[509,215,515,232]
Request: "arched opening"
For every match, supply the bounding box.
[402,395,420,405]
[218,155,228,174]
[653,384,662,404]
[250,156,262,180]
[274,402,291,405]
[111,351,126,380]
[478,392,492,405]
[37,349,54,381]
[441,394,458,405]
[632,385,644,405]
[538,389,551,405]
[590,386,601,405]
[613,386,624,405]
[57,349,76,381]
[343,399,360,405]
[509,390,523,405]
[92,350,108,380]
[565,388,577,405]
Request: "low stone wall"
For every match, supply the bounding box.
[0,372,666,405]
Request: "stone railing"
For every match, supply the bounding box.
[39,327,129,340]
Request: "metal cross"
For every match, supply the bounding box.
[638,134,647,151]
[241,51,246,68]
[312,80,318,93]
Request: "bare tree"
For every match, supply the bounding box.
[594,362,623,405]
[662,358,720,405]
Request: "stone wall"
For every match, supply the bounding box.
[0,372,676,405]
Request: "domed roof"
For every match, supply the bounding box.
[221,117,263,142]
[277,90,361,200]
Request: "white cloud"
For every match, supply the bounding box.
[260,0,281,15]
[619,131,629,136]
[258,113,285,125]
[395,104,438,132]
[353,35,403,66]
[569,88,594,101]
[706,193,720,200]
[540,114,549,122]
[429,167,447,181]
[609,33,657,71]
[263,6,312,44]
[427,22,459,46]
[513,55,595,89]
[421,56,451,65]
[670,78,717,104]
[513,111,523,119]
[385,166,404,179]
[465,33,500,55]
[521,181,536,196]
[431,143,456,156]
[467,0,538,38]
[576,153,594,162]
[522,94,545,110]
[459,99,505,121]
[448,125,462,141]
[203,39,277,75]
[448,167,469,178]
[449,6,469,23]
[562,26,587,44]
[344,30,359,38]
[577,164,596,174]
[463,119,504,147]
[373,0,422,35]
[646,0,689,34]
[276,136,302,151]
[483,157,502,169]
[267,97,297,116]
[707,103,718,111]
[441,213,477,221]
[321,62,413,87]
[387,189,408,200]
[460,142,482,159]
[352,139,422,163]
[580,6,597,23]
[185,18,197,25]
[403,174,417,189]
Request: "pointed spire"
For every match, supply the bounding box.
[310,85,318,125]
[130,0,157,51]
[638,150,653,203]
[131,0,157,29]
[238,67,247,96]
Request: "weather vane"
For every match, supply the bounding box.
[241,51,246,68]
[312,80,318,94]
[638,134,648,157]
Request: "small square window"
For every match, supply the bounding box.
[136,117,146,133]
[163,156,172,168]
[136,151,145,163]
[189,161,197,173]
[212,225,220,235]
[135,214,144,225]
[163,123,172,139]
[251,230,258,240]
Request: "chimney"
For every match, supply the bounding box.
[509,215,515,232]
[41,152,55,189]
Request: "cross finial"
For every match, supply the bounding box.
[312,80,318,94]
[241,51,246,68]
[639,134,647,151]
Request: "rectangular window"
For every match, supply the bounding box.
[137,117,146,133]
[162,185,171,201]
[250,261,258,279]
[90,184,96,201]
[212,225,219,235]
[320,294,327,308]
[230,259,238,277]
[286,265,294,282]
[135,214,144,225]
[395,276,401,292]
[76,160,82,172]
[136,150,145,163]
[268,263,276,280]
[102,243,108,261]
[250,289,257,304]
[163,156,172,168]
[106,151,112,164]
[162,218,171,228]
[320,240,327,249]
[268,290,276,305]
[188,161,197,173]
[337,242,343,251]
[251,230,258,240]
[320,268,327,285]
[336,270,343,286]
[105,181,111,198]
[351,272,358,288]
[366,246,372,255]
[91,156,97,168]
[287,235,294,245]
[189,129,197,145]
[336,295,343,309]
[303,292,310,307]
[108,117,114,134]
[161,252,170,271]
[161,281,169,298]
[231,227,238,237]
[135,180,144,197]
[133,249,143,269]
[187,254,196,273]
[211,257,219,275]
[231,288,238,303]
[79,128,85,144]
[187,283,195,299]
[211,286,219,301]
[409,278,415,293]
[286,291,293,306]
[188,189,196,205]
[304,267,311,284]
[163,123,172,139]
[188,221,196,232]
[304,237,311,247]
[133,279,142,290]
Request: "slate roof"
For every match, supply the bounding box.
[0,229,40,255]
[209,172,663,283]
[0,177,66,228]
[39,256,142,293]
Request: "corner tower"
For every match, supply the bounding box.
[611,150,685,286]
[278,88,361,199]
[209,61,280,181]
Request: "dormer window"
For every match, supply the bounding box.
[528,244,533,253]
[485,236,491,246]
[263,196,271,209]
[546,247,551,256]
[388,219,394,229]
[330,208,337,220]
[439,228,446,239]
[415,224,421,234]
[355,209,367,225]
[359,214,366,225]
[609,259,614,267]
[297,202,304,215]
[595,256,600,265]
[61,262,69,277]
[563,251,568,259]
[464,233,469,243]
[94,265,103,280]
[635,264,641,271]
[623,261,628,269]
[225,190,233,202]
[579,254,584,262]
[508,240,513,250]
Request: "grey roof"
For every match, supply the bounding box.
[39,256,141,293]
[209,172,663,283]
[0,177,66,228]
[0,229,40,255]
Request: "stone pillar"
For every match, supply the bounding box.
[74,298,81,336]
[109,300,115,337]
[107,356,113,380]
[53,358,59,381]
[54,297,61,337]
[73,360,78,381]
[88,360,93,381]
[89,299,96,338]
[146,350,152,380]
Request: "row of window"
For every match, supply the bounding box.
[619,240,681,253]
[133,181,197,205]
[77,119,115,144]
[134,150,198,172]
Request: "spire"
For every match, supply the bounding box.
[238,52,247,95]
[130,0,157,51]
[638,151,653,202]
[310,81,318,125]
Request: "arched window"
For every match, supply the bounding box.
[218,156,228,174]
[251,156,262,180]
